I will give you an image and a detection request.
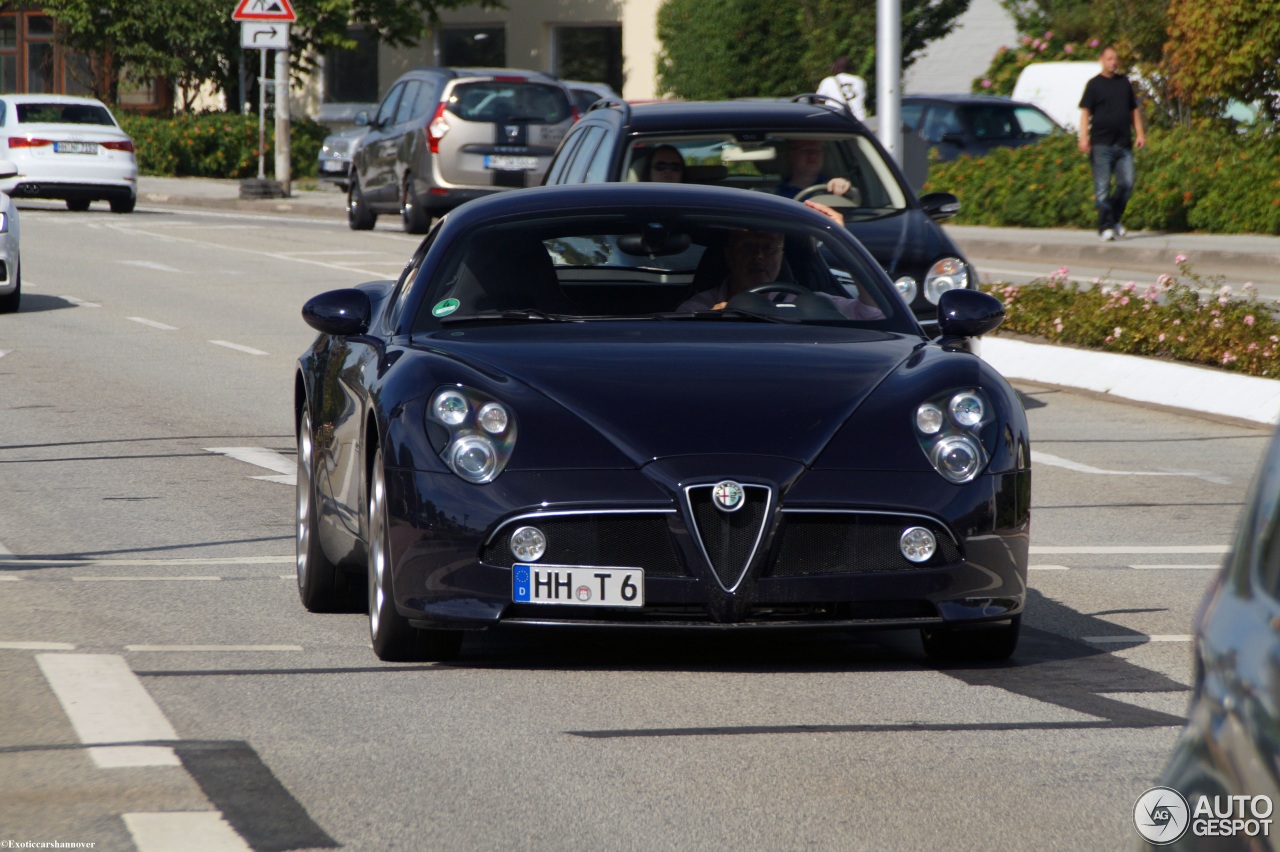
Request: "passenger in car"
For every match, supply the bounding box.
[776,139,853,200]
[677,221,883,320]
[643,145,686,182]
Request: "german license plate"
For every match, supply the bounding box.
[485,155,538,170]
[320,160,347,173]
[54,141,97,154]
[512,564,644,607]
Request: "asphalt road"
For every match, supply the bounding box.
[0,200,1272,850]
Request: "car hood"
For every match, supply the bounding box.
[845,209,960,278]
[421,322,923,467]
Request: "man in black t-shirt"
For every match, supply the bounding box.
[1078,46,1146,241]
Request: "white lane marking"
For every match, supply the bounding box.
[118,260,186,273]
[127,316,179,331]
[0,555,292,567]
[1031,545,1228,554]
[124,812,252,852]
[1032,450,1230,485]
[0,641,76,650]
[36,653,180,768]
[0,539,13,555]
[1029,564,1071,570]
[1131,564,1221,570]
[62,296,102,308]
[73,576,222,582]
[126,645,303,652]
[205,446,296,485]
[0,349,10,359]
[209,340,268,356]
[0,576,18,581]
[1082,634,1194,644]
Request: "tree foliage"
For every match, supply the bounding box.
[1163,0,1280,118]
[657,0,970,105]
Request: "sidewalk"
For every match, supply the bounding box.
[132,176,1280,427]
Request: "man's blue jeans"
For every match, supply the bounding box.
[1091,144,1135,233]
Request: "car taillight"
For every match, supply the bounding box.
[100,140,135,153]
[8,136,52,148]
[427,103,449,154]
[570,105,581,122]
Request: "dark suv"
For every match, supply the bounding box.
[542,97,974,326]
[347,67,577,233]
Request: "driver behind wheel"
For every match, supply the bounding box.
[776,139,853,200]
[676,226,883,319]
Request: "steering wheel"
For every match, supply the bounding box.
[747,283,808,297]
[793,183,862,207]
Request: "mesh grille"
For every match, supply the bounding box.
[688,485,769,588]
[482,514,685,577]
[767,514,961,578]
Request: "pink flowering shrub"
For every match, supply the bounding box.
[981,258,1280,377]
[973,31,1097,95]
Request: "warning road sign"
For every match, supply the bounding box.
[232,0,296,23]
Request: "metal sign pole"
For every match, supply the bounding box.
[257,48,267,180]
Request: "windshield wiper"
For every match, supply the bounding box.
[439,309,572,324]
[679,308,798,324]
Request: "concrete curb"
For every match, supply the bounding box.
[137,190,344,219]
[982,336,1280,426]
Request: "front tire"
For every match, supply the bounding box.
[296,408,352,612]
[368,447,462,662]
[347,175,376,231]
[400,173,431,234]
[921,616,1021,663]
[110,195,136,214]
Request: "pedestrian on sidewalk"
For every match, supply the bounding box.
[816,56,868,122]
[1078,45,1145,242]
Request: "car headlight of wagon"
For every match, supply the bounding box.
[426,386,516,484]
[914,388,992,484]
[923,257,969,304]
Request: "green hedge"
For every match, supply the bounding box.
[117,112,326,180]
[923,126,1280,234]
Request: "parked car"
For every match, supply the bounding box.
[0,94,137,213]
[346,67,577,233]
[317,126,367,190]
[1146,421,1280,848]
[295,182,1030,663]
[541,97,975,328]
[0,160,20,313]
[901,94,1064,163]
[565,80,619,114]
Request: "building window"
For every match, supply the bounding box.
[554,26,622,93]
[439,26,505,67]
[324,28,380,103]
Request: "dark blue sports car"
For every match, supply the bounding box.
[294,183,1031,662]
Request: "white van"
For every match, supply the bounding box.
[1011,62,1098,131]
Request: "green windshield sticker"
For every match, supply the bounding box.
[432,298,460,317]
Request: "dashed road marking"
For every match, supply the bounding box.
[1032,450,1230,485]
[0,556,292,568]
[209,340,268,356]
[1082,634,1194,644]
[62,296,102,307]
[72,576,222,582]
[1029,564,1071,570]
[124,812,251,852]
[36,653,180,768]
[1130,564,1220,570]
[0,641,76,650]
[127,316,179,331]
[125,645,303,652]
[118,260,186,273]
[1031,545,1229,554]
[204,446,295,485]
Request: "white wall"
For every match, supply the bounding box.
[902,0,1017,94]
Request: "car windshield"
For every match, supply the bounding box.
[15,102,115,126]
[448,82,573,124]
[622,135,908,215]
[412,209,914,333]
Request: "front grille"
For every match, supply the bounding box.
[482,514,686,577]
[687,485,770,589]
[766,513,961,578]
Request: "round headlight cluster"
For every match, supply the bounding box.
[894,276,918,304]
[923,257,969,304]
[913,388,992,484]
[426,386,516,484]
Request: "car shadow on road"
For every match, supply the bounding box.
[12,293,80,313]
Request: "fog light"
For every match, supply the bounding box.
[900,527,937,563]
[510,526,546,562]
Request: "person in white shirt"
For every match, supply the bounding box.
[816,56,868,122]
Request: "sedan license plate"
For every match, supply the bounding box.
[320,160,347,173]
[54,141,98,154]
[485,155,538,171]
[513,564,644,607]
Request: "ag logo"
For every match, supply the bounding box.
[711,480,745,513]
[1134,786,1190,844]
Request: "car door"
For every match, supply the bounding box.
[362,82,406,206]
[919,104,964,162]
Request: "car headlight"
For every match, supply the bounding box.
[914,388,992,483]
[426,386,516,484]
[0,211,7,233]
[923,257,969,304]
[894,275,918,304]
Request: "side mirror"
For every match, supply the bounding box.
[0,159,17,180]
[936,288,1004,339]
[303,288,371,336]
[919,191,960,221]
[353,110,371,128]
